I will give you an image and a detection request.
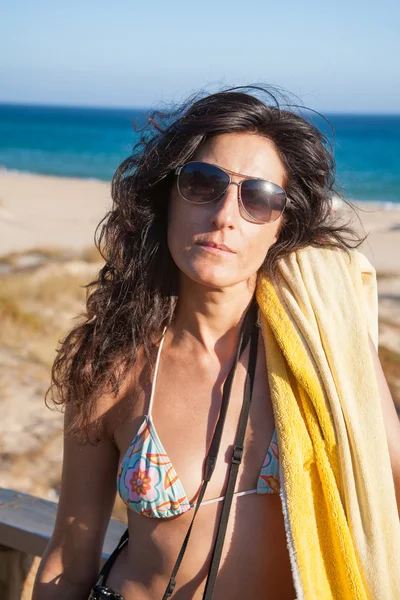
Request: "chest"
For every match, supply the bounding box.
[115,333,275,504]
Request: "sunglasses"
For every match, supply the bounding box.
[175,161,288,224]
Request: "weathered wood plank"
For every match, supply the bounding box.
[0,488,126,562]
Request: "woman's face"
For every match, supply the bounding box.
[167,132,286,290]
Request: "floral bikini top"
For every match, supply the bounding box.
[117,329,280,519]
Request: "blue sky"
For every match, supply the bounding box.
[1,0,399,113]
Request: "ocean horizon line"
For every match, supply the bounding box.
[1,100,400,118]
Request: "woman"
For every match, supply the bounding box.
[33,86,400,599]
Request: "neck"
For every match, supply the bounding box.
[169,274,257,362]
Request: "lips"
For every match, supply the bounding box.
[196,240,236,253]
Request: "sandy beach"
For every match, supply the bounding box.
[0,170,111,255]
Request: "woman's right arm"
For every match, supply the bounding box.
[32,399,121,600]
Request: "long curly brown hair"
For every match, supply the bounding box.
[46,85,364,440]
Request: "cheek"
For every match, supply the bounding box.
[168,197,181,237]
[167,193,198,263]
[167,198,180,260]
[242,222,281,271]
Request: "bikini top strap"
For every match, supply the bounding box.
[148,326,167,417]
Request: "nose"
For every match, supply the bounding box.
[210,181,241,230]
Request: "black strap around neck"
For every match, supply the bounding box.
[162,300,259,599]
[202,315,259,599]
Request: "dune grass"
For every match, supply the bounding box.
[376,271,399,280]
[0,244,103,268]
[379,317,400,331]
[0,296,43,331]
[378,345,400,412]
[0,247,100,367]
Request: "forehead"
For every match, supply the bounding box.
[193,132,286,185]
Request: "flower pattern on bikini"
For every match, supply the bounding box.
[124,458,161,503]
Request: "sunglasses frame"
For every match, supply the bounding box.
[175,161,288,224]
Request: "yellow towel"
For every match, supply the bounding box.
[256,247,400,599]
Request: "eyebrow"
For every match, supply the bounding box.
[200,160,260,179]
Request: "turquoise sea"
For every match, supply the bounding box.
[0,104,399,205]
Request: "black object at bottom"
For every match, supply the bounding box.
[88,584,125,599]
[88,301,259,599]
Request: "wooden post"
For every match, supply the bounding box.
[0,546,37,600]
[0,488,126,599]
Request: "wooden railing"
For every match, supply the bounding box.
[0,487,126,600]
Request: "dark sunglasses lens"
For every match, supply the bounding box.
[241,179,286,222]
[178,162,229,203]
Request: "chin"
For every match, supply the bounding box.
[179,259,239,290]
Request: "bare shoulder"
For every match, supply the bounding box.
[102,345,153,447]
